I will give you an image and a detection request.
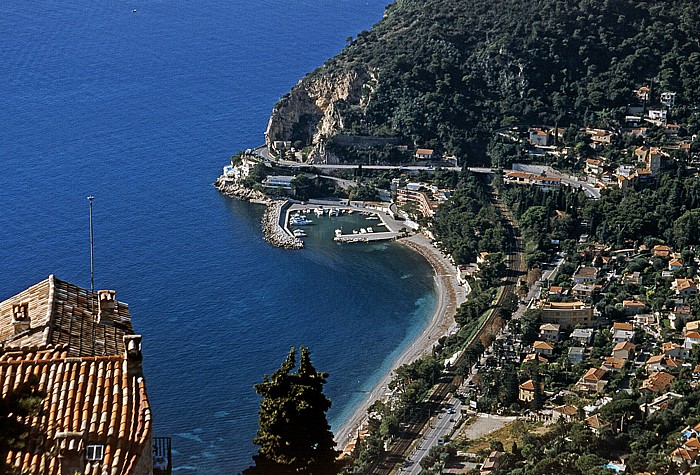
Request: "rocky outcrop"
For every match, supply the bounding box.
[265,67,376,163]
[214,177,303,250]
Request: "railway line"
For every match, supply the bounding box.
[363,190,524,474]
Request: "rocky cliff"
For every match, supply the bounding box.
[265,67,375,163]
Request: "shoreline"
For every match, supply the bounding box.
[334,232,467,452]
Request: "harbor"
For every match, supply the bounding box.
[282,201,407,245]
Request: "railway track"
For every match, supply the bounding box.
[363,190,524,474]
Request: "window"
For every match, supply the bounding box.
[86,444,104,461]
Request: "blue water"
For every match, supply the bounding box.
[0,1,436,473]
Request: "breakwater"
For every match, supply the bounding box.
[214,176,303,249]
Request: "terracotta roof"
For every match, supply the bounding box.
[533,341,554,350]
[519,379,535,391]
[0,275,134,356]
[553,404,578,417]
[585,414,610,430]
[415,148,434,155]
[0,345,151,475]
[602,357,625,370]
[612,322,633,331]
[685,438,700,450]
[642,371,675,392]
[539,323,560,332]
[542,301,587,309]
[523,353,548,363]
[662,342,682,353]
[613,341,635,352]
[671,447,698,461]
[675,278,697,292]
[583,367,606,382]
[669,258,683,267]
[622,300,646,308]
[686,332,700,340]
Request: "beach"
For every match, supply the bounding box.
[334,232,468,451]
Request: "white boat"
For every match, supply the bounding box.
[366,227,374,233]
[314,208,324,217]
[293,229,307,237]
[290,217,313,225]
[366,216,379,220]
[359,228,367,234]
[352,230,359,234]
[334,229,342,238]
[329,208,339,217]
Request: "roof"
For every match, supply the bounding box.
[519,379,535,391]
[662,342,682,353]
[415,148,434,155]
[613,341,635,352]
[583,367,606,381]
[533,341,554,350]
[612,322,633,331]
[0,275,134,356]
[554,404,578,417]
[523,353,548,363]
[539,323,560,332]
[622,300,646,307]
[585,414,610,429]
[642,371,675,392]
[574,266,598,278]
[671,448,698,461]
[686,331,700,340]
[675,278,698,291]
[602,357,625,370]
[0,345,151,475]
[571,328,594,338]
[542,301,587,309]
[669,258,683,267]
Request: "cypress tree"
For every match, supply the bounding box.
[244,346,342,475]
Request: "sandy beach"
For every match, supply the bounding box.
[334,232,468,451]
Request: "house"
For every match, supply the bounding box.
[573,266,599,284]
[262,174,295,192]
[568,347,587,364]
[528,128,551,146]
[503,171,561,189]
[612,341,635,360]
[572,283,597,299]
[523,353,548,364]
[576,368,608,393]
[635,86,650,102]
[0,275,162,475]
[601,357,625,372]
[539,301,596,330]
[585,158,603,175]
[640,392,683,415]
[476,252,490,268]
[670,305,693,330]
[669,258,684,271]
[648,109,668,123]
[641,371,675,393]
[519,380,537,403]
[660,91,676,107]
[415,148,434,160]
[539,323,561,342]
[686,320,700,335]
[548,286,564,297]
[533,340,554,356]
[612,329,635,345]
[646,355,681,373]
[553,404,579,423]
[481,451,506,474]
[662,342,689,360]
[673,278,698,296]
[623,271,643,286]
[653,244,673,258]
[571,328,595,345]
[585,414,611,434]
[684,331,700,350]
[585,128,614,148]
[622,300,647,315]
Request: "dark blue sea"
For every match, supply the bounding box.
[0,1,436,473]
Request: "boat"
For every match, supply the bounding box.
[329,208,340,217]
[352,230,359,234]
[314,207,324,217]
[334,229,342,238]
[293,229,307,237]
[290,217,313,225]
[347,209,354,214]
[366,216,379,220]
[359,228,367,234]
[366,227,374,233]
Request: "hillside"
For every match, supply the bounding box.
[265,0,700,165]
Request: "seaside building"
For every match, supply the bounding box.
[538,300,596,330]
[0,275,171,475]
[396,182,451,218]
[503,171,561,190]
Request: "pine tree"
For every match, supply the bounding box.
[244,346,342,475]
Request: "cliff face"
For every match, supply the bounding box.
[265,67,375,163]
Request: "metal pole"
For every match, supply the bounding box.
[88,195,94,293]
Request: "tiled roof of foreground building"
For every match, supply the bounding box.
[0,275,155,475]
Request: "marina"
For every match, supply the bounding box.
[283,202,406,244]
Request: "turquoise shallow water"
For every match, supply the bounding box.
[0,1,436,473]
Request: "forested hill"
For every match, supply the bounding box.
[266,0,700,164]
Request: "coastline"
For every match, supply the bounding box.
[334,232,467,451]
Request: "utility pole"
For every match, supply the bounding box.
[88,195,95,294]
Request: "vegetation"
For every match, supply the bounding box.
[299,0,700,163]
[244,347,343,475]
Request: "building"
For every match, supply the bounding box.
[503,171,561,189]
[601,357,625,372]
[571,328,595,345]
[660,92,676,107]
[481,451,506,474]
[533,340,554,356]
[684,331,700,350]
[585,414,611,434]
[572,266,599,284]
[662,342,689,360]
[576,368,608,393]
[572,283,597,300]
[262,175,296,192]
[396,182,451,218]
[641,371,675,394]
[673,278,698,296]
[538,323,560,342]
[612,341,635,360]
[568,347,586,364]
[415,148,434,160]
[519,380,537,403]
[539,301,596,330]
[528,128,550,146]
[585,158,603,175]
[0,275,168,475]
[622,300,647,315]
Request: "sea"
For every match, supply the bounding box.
[0,1,437,473]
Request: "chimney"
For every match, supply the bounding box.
[97,290,117,323]
[54,431,85,475]
[123,335,143,375]
[11,302,30,335]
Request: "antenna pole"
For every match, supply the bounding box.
[88,195,95,293]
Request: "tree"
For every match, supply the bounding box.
[244,347,342,475]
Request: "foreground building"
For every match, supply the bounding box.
[0,275,170,475]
